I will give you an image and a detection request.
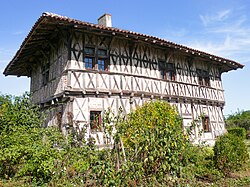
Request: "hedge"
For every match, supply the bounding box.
[227,127,246,140]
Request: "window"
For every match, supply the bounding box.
[98,59,105,71]
[90,111,102,132]
[167,63,176,81]
[197,69,210,86]
[98,49,107,56]
[202,116,210,132]
[159,61,166,79]
[158,61,176,81]
[42,62,49,85]
[204,76,210,86]
[197,69,203,85]
[85,57,93,69]
[84,47,95,69]
[84,47,108,71]
[160,69,166,79]
[97,49,108,71]
[84,47,95,55]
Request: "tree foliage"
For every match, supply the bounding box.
[0,93,98,185]
[0,93,41,134]
[225,110,250,131]
[227,127,246,140]
[114,100,191,183]
[0,127,64,181]
[0,95,249,186]
[214,133,249,175]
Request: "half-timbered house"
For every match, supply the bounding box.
[4,12,244,145]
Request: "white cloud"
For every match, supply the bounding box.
[160,8,250,64]
[200,9,231,26]
[186,8,250,64]
[208,16,247,34]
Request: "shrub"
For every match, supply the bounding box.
[227,127,246,140]
[0,127,65,182]
[181,145,223,183]
[213,133,249,175]
[115,100,191,183]
[225,110,250,131]
[0,94,64,183]
[0,93,42,134]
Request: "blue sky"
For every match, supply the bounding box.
[0,0,249,115]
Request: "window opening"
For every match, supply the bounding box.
[97,49,107,56]
[158,61,166,79]
[84,57,94,69]
[42,62,49,86]
[167,63,176,81]
[203,71,210,86]
[202,116,210,132]
[84,47,95,55]
[98,59,105,71]
[84,47,108,71]
[197,69,210,86]
[90,111,102,132]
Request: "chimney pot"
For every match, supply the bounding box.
[98,13,112,27]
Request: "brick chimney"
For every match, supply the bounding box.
[98,13,112,27]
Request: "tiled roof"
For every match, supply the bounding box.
[4,12,244,76]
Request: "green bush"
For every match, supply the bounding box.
[115,100,191,184]
[227,127,246,140]
[214,133,249,175]
[181,145,223,184]
[0,93,42,134]
[4,95,248,186]
[225,110,250,131]
[0,126,65,182]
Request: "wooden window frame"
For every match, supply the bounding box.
[84,47,109,71]
[197,69,203,85]
[158,61,167,80]
[97,59,109,71]
[90,111,102,132]
[202,116,211,132]
[197,69,210,86]
[42,62,50,86]
[203,70,210,86]
[167,63,176,81]
[204,76,210,87]
[84,47,95,70]
[84,57,94,69]
[97,49,108,71]
[158,61,176,81]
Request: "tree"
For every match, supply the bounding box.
[0,93,41,134]
[225,110,250,131]
[0,93,96,185]
[113,100,191,183]
[0,93,58,181]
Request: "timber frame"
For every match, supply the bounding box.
[4,12,244,145]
